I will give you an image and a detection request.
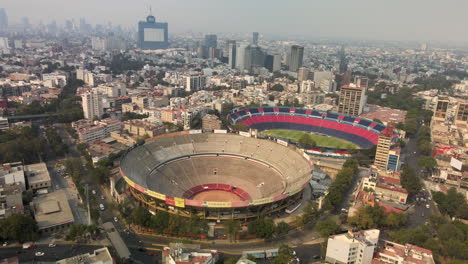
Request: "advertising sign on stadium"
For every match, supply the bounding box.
[185,200,204,207]
[450,157,463,171]
[174,197,185,208]
[189,130,202,134]
[165,196,175,206]
[250,197,274,206]
[214,129,228,134]
[146,190,166,200]
[302,152,311,161]
[239,131,251,137]
[277,139,288,147]
[204,201,232,208]
[231,200,251,207]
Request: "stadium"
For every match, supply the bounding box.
[120,132,313,220]
[228,107,393,149]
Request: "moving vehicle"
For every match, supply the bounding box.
[426,204,430,209]
[48,243,56,248]
[99,204,105,210]
[114,216,118,222]
[92,190,97,195]
[35,252,45,257]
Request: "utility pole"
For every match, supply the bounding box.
[86,184,91,225]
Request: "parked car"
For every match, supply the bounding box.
[48,243,56,248]
[92,190,97,195]
[99,204,105,211]
[426,204,430,209]
[2,242,7,247]
[35,252,45,257]
[114,217,118,222]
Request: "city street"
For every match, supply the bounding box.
[0,245,103,262]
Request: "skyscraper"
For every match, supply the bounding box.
[235,42,249,71]
[338,83,367,116]
[338,46,348,73]
[272,54,281,72]
[288,45,304,72]
[0,8,8,31]
[252,32,259,45]
[227,40,236,69]
[138,14,169,50]
[204,34,217,49]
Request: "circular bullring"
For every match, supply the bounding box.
[228,107,392,149]
[120,133,312,220]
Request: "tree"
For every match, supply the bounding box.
[298,134,316,149]
[131,207,151,227]
[268,94,275,101]
[0,214,38,242]
[418,156,437,170]
[149,211,170,231]
[400,165,421,195]
[315,218,339,237]
[273,244,294,264]
[225,219,241,241]
[276,221,290,235]
[231,123,247,132]
[248,217,276,238]
[271,84,284,92]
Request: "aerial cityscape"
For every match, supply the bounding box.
[0,1,467,264]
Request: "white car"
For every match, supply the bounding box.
[114,216,118,222]
[101,195,105,200]
[99,204,105,211]
[48,243,56,248]
[35,252,45,256]
[2,242,7,246]
[426,204,430,209]
[92,190,97,195]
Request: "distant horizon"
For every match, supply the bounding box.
[3,0,468,45]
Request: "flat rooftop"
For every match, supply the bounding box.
[25,162,50,184]
[32,190,74,230]
[56,247,113,264]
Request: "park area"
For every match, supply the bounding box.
[263,129,358,149]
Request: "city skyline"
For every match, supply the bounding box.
[2,0,468,44]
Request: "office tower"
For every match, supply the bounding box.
[252,32,259,45]
[264,54,273,72]
[235,42,249,71]
[354,76,369,89]
[338,46,348,73]
[374,126,393,171]
[0,8,7,31]
[250,46,265,68]
[288,45,304,72]
[227,40,236,69]
[138,14,169,50]
[81,90,104,120]
[185,75,206,92]
[273,54,281,72]
[338,83,367,116]
[325,229,380,264]
[204,34,217,49]
[298,67,310,82]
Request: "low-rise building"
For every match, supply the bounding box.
[31,190,75,234]
[25,162,51,191]
[162,243,218,264]
[124,120,165,138]
[56,247,114,264]
[202,114,222,131]
[373,240,435,264]
[326,229,380,264]
[73,119,122,143]
[0,182,24,219]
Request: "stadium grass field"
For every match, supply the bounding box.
[263,129,358,149]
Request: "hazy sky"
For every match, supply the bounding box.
[3,0,468,43]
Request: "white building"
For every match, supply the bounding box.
[97,84,127,97]
[42,73,67,88]
[185,75,207,92]
[374,240,435,264]
[300,80,315,93]
[325,229,380,264]
[81,90,104,120]
[0,116,8,130]
[57,247,113,264]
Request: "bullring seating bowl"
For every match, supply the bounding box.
[120,133,312,204]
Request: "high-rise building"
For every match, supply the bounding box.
[82,90,103,119]
[298,67,310,82]
[288,45,304,72]
[338,46,348,73]
[227,40,236,69]
[374,126,393,171]
[325,229,380,264]
[204,34,217,49]
[338,83,367,116]
[455,100,468,123]
[433,96,449,120]
[138,14,169,50]
[354,76,369,89]
[235,42,249,71]
[81,90,104,120]
[264,54,274,72]
[273,54,281,72]
[185,75,206,92]
[0,8,8,31]
[252,32,259,45]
